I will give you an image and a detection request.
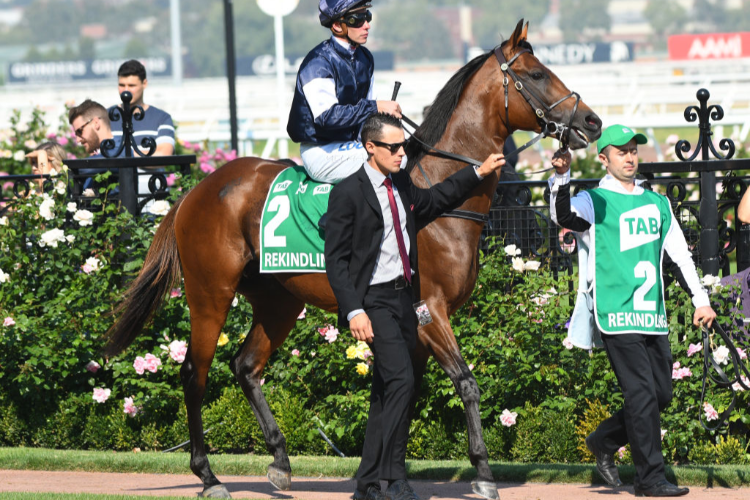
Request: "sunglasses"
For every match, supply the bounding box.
[74,118,93,137]
[371,140,408,154]
[340,10,372,28]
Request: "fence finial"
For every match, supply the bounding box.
[101,91,157,158]
[675,88,735,162]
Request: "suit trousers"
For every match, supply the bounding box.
[355,284,418,490]
[593,333,673,489]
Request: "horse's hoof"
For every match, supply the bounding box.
[471,480,499,500]
[198,484,232,498]
[267,464,292,490]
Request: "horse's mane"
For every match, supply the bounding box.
[404,50,493,170]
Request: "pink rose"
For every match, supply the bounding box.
[703,402,719,421]
[58,137,68,146]
[168,340,187,363]
[737,348,747,360]
[260,378,265,386]
[144,353,162,373]
[133,356,146,375]
[468,363,474,371]
[85,360,101,373]
[687,343,702,357]
[297,308,306,320]
[617,446,626,459]
[199,162,215,174]
[82,264,93,274]
[317,324,339,343]
[166,174,176,187]
[292,349,300,356]
[500,409,517,427]
[170,288,182,298]
[92,387,111,403]
[3,317,15,327]
[123,397,139,416]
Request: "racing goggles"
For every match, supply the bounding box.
[340,10,372,28]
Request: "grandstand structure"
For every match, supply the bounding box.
[2,56,750,160]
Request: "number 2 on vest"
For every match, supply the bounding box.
[633,261,657,311]
[264,196,290,247]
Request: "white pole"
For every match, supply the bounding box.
[170,0,183,86]
[275,14,288,158]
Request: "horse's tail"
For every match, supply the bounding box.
[103,195,186,358]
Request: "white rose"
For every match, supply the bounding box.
[55,181,66,195]
[524,260,541,271]
[511,257,525,273]
[232,296,239,307]
[702,274,720,287]
[148,200,170,216]
[73,209,94,226]
[66,235,76,243]
[563,337,574,350]
[13,150,25,162]
[49,168,58,177]
[713,345,730,365]
[39,228,66,248]
[24,139,37,149]
[0,268,9,283]
[61,164,69,172]
[0,216,7,226]
[504,244,521,256]
[82,188,95,197]
[67,202,77,213]
[39,198,55,220]
[84,256,102,272]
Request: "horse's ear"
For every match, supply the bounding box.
[521,21,529,41]
[509,19,525,48]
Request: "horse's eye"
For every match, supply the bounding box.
[531,71,545,81]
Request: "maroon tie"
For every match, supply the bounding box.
[383,178,412,283]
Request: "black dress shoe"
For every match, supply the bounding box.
[353,484,385,500]
[585,434,623,487]
[385,479,420,500]
[635,480,689,497]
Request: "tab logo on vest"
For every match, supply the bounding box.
[273,180,293,193]
[620,204,661,252]
[313,184,332,195]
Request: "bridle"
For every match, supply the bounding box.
[401,42,583,223]
[493,42,581,150]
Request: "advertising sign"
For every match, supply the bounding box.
[533,42,634,65]
[668,32,750,60]
[8,57,171,84]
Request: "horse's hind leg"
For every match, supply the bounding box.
[181,287,236,498]
[231,276,304,491]
[419,304,499,500]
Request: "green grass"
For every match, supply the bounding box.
[1,447,749,488]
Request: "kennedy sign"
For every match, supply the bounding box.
[668,32,750,60]
[533,41,634,65]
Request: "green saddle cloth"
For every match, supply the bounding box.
[260,166,331,273]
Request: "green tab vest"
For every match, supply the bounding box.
[589,189,672,334]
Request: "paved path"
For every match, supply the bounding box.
[0,470,747,499]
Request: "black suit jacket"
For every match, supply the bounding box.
[325,163,483,326]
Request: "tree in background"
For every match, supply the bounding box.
[559,0,611,42]
[471,0,550,49]
[692,0,728,33]
[643,0,688,47]
[373,1,454,61]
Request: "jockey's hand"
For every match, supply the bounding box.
[377,100,402,118]
[476,153,506,178]
[552,149,572,175]
[694,306,717,328]
[350,312,374,343]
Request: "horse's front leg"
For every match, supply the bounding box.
[418,302,499,500]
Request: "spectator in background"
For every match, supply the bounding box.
[112,59,175,156]
[26,142,66,191]
[68,99,120,191]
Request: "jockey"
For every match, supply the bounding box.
[287,0,402,184]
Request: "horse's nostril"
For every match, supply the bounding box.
[585,115,602,129]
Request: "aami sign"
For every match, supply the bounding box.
[668,32,750,60]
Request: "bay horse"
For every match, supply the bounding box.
[104,21,602,499]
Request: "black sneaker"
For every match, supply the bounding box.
[353,484,385,500]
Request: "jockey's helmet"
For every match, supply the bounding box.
[319,0,372,28]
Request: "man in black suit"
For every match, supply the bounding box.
[325,112,505,500]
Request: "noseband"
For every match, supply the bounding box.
[493,44,580,151]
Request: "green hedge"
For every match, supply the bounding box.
[1,111,749,464]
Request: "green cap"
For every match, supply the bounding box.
[597,124,647,154]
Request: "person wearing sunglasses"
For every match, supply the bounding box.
[288,0,402,185]
[68,99,122,192]
[325,112,505,500]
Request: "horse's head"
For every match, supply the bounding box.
[496,20,602,149]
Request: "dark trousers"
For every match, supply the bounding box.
[594,333,673,489]
[355,285,418,490]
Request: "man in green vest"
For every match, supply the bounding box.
[548,124,716,497]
